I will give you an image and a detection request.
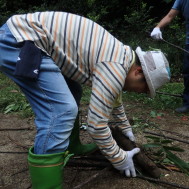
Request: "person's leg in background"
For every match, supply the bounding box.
[0,24,77,188]
[176,44,189,113]
[65,77,98,155]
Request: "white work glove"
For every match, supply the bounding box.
[123,130,135,142]
[115,148,140,177]
[150,27,163,40]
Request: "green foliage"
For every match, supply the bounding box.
[165,149,189,175]
[4,102,30,114]
[0,0,46,24]
[143,135,189,175]
[124,2,154,34]
[130,117,150,130]
[81,85,91,104]
[150,111,164,118]
[0,0,185,77]
[123,82,183,110]
[0,73,32,117]
[0,0,186,115]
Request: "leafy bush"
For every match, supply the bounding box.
[0,73,32,117]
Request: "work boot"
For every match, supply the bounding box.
[64,77,98,155]
[175,106,189,113]
[67,115,98,155]
[28,147,72,189]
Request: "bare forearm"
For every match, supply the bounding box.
[156,15,173,29]
[156,9,179,29]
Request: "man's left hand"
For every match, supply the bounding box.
[123,130,135,142]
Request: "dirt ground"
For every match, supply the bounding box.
[0,101,189,189]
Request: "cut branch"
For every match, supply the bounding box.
[7,134,30,150]
[111,127,161,178]
[143,131,189,145]
[0,127,33,131]
[137,175,189,189]
[156,91,183,98]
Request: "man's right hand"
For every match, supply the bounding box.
[115,148,140,177]
[150,27,163,40]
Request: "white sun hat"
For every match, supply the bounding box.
[135,46,171,98]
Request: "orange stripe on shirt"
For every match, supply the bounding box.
[91,24,98,63]
[52,13,60,62]
[67,14,74,60]
[88,120,106,128]
[99,31,108,61]
[93,88,112,106]
[113,41,120,62]
[111,156,124,163]
[28,13,46,35]
[41,13,47,47]
[90,103,109,119]
[91,132,112,139]
[108,63,124,83]
[70,18,87,81]
[15,16,31,40]
[99,141,115,148]
[79,18,87,71]
[94,69,118,96]
[53,12,60,42]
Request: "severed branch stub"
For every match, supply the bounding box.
[111,126,161,178]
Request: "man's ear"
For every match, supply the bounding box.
[134,66,143,76]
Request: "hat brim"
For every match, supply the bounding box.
[135,47,156,98]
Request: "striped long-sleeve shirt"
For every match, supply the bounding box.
[7,11,133,168]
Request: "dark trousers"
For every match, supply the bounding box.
[183,44,189,107]
[65,77,82,107]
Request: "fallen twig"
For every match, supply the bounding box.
[157,163,181,172]
[73,166,112,189]
[158,129,189,140]
[73,154,107,162]
[7,134,30,150]
[70,167,102,171]
[0,151,28,154]
[0,127,33,131]
[67,160,109,168]
[11,168,28,176]
[156,91,183,98]
[137,175,189,189]
[144,131,189,145]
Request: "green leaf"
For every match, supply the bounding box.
[143,143,162,148]
[150,111,157,118]
[165,149,189,175]
[155,149,164,156]
[161,139,173,144]
[163,146,185,152]
[4,104,16,114]
[162,158,174,164]
[144,135,161,142]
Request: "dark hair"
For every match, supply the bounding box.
[135,53,141,66]
[134,52,146,83]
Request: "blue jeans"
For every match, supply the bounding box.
[0,24,78,154]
